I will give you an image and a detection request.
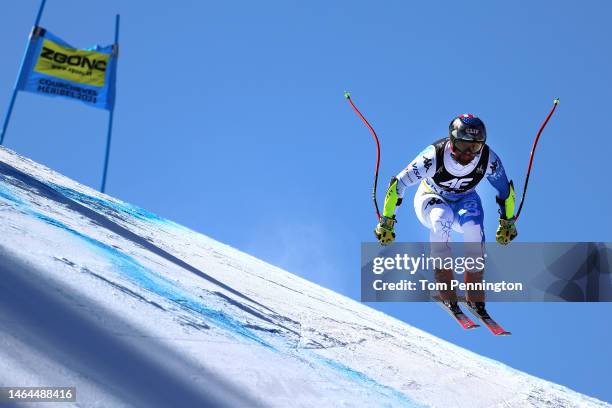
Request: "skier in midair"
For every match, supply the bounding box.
[374,114,517,316]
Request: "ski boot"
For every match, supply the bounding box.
[467,301,490,319]
[443,299,462,315]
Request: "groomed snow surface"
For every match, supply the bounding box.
[0,146,608,408]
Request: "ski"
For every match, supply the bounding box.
[432,295,480,330]
[461,300,511,336]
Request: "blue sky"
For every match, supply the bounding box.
[1,0,611,402]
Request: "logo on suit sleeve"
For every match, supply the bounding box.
[412,163,422,180]
[423,156,433,173]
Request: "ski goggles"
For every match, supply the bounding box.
[453,139,484,154]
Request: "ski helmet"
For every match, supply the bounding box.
[449,114,487,145]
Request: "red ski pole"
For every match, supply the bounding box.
[514,98,560,222]
[345,92,382,220]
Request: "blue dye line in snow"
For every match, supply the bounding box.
[49,185,204,244]
[50,183,175,225]
[309,352,426,408]
[0,182,271,348]
[0,177,25,206]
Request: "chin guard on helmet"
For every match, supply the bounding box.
[495,180,516,220]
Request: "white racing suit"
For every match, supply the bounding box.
[390,137,512,302]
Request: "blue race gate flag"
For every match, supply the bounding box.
[16,27,117,110]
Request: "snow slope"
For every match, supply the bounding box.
[0,146,608,408]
